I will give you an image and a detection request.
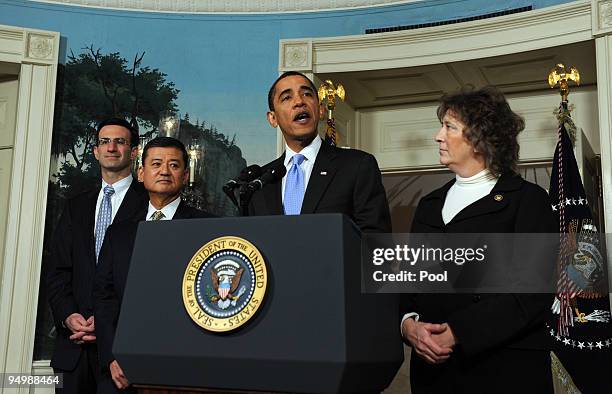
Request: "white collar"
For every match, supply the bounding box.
[284,135,322,167]
[146,196,181,221]
[455,169,497,187]
[101,175,132,192]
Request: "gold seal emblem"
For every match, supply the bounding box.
[182,236,267,332]
[494,194,503,202]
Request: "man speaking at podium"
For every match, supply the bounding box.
[248,71,391,233]
[94,137,213,393]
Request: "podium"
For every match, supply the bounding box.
[114,214,403,393]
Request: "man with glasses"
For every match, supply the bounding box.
[47,118,147,394]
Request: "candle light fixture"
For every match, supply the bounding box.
[132,135,150,173]
[187,141,200,187]
[182,139,207,211]
[158,111,181,138]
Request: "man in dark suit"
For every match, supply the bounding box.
[47,118,147,394]
[94,137,214,393]
[248,71,391,233]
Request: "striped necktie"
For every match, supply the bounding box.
[150,210,165,221]
[94,185,115,261]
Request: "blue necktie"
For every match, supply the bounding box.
[95,185,115,261]
[284,154,305,215]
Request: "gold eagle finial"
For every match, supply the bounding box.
[318,80,345,114]
[548,64,580,102]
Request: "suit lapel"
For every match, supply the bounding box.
[174,201,190,219]
[300,143,338,214]
[264,181,283,215]
[417,180,452,229]
[114,178,147,223]
[448,194,509,225]
[263,156,285,215]
[446,173,521,226]
[174,200,205,219]
[85,189,99,265]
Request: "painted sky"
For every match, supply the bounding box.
[0,0,571,164]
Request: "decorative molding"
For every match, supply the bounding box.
[26,33,54,61]
[304,0,592,73]
[359,104,441,170]
[280,41,312,71]
[334,112,352,148]
[593,0,612,36]
[514,106,559,162]
[0,99,7,130]
[380,119,438,153]
[30,0,421,13]
[0,29,23,41]
[0,25,59,65]
[600,1,612,26]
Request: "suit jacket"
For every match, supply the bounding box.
[47,179,147,370]
[405,173,557,391]
[248,142,391,233]
[93,201,214,369]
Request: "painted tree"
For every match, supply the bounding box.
[51,46,179,195]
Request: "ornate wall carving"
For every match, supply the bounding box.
[26,33,54,60]
[599,0,612,29]
[281,41,312,71]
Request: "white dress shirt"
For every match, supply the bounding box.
[146,196,181,221]
[281,135,322,204]
[93,175,133,234]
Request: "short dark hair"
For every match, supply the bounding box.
[96,118,139,148]
[437,86,524,176]
[141,136,188,168]
[268,71,318,111]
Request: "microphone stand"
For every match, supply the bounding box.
[238,184,255,217]
[223,184,239,208]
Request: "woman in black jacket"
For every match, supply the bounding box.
[401,86,556,393]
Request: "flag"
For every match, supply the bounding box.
[324,117,337,146]
[548,104,612,393]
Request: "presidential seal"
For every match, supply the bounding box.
[182,236,268,332]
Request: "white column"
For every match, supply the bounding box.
[0,25,58,394]
[595,35,612,311]
[593,0,612,312]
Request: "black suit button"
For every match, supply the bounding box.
[472,295,481,302]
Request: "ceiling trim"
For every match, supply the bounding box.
[299,0,593,73]
[28,0,422,14]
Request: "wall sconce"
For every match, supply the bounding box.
[187,140,201,187]
[159,111,181,138]
[132,135,150,173]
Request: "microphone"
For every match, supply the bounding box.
[245,164,287,192]
[224,165,263,190]
[238,164,286,216]
[223,165,263,207]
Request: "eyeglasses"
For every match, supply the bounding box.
[98,137,129,146]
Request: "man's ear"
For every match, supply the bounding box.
[318,103,324,119]
[130,146,138,161]
[267,111,278,128]
[137,165,144,182]
[93,145,100,161]
[182,168,189,185]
